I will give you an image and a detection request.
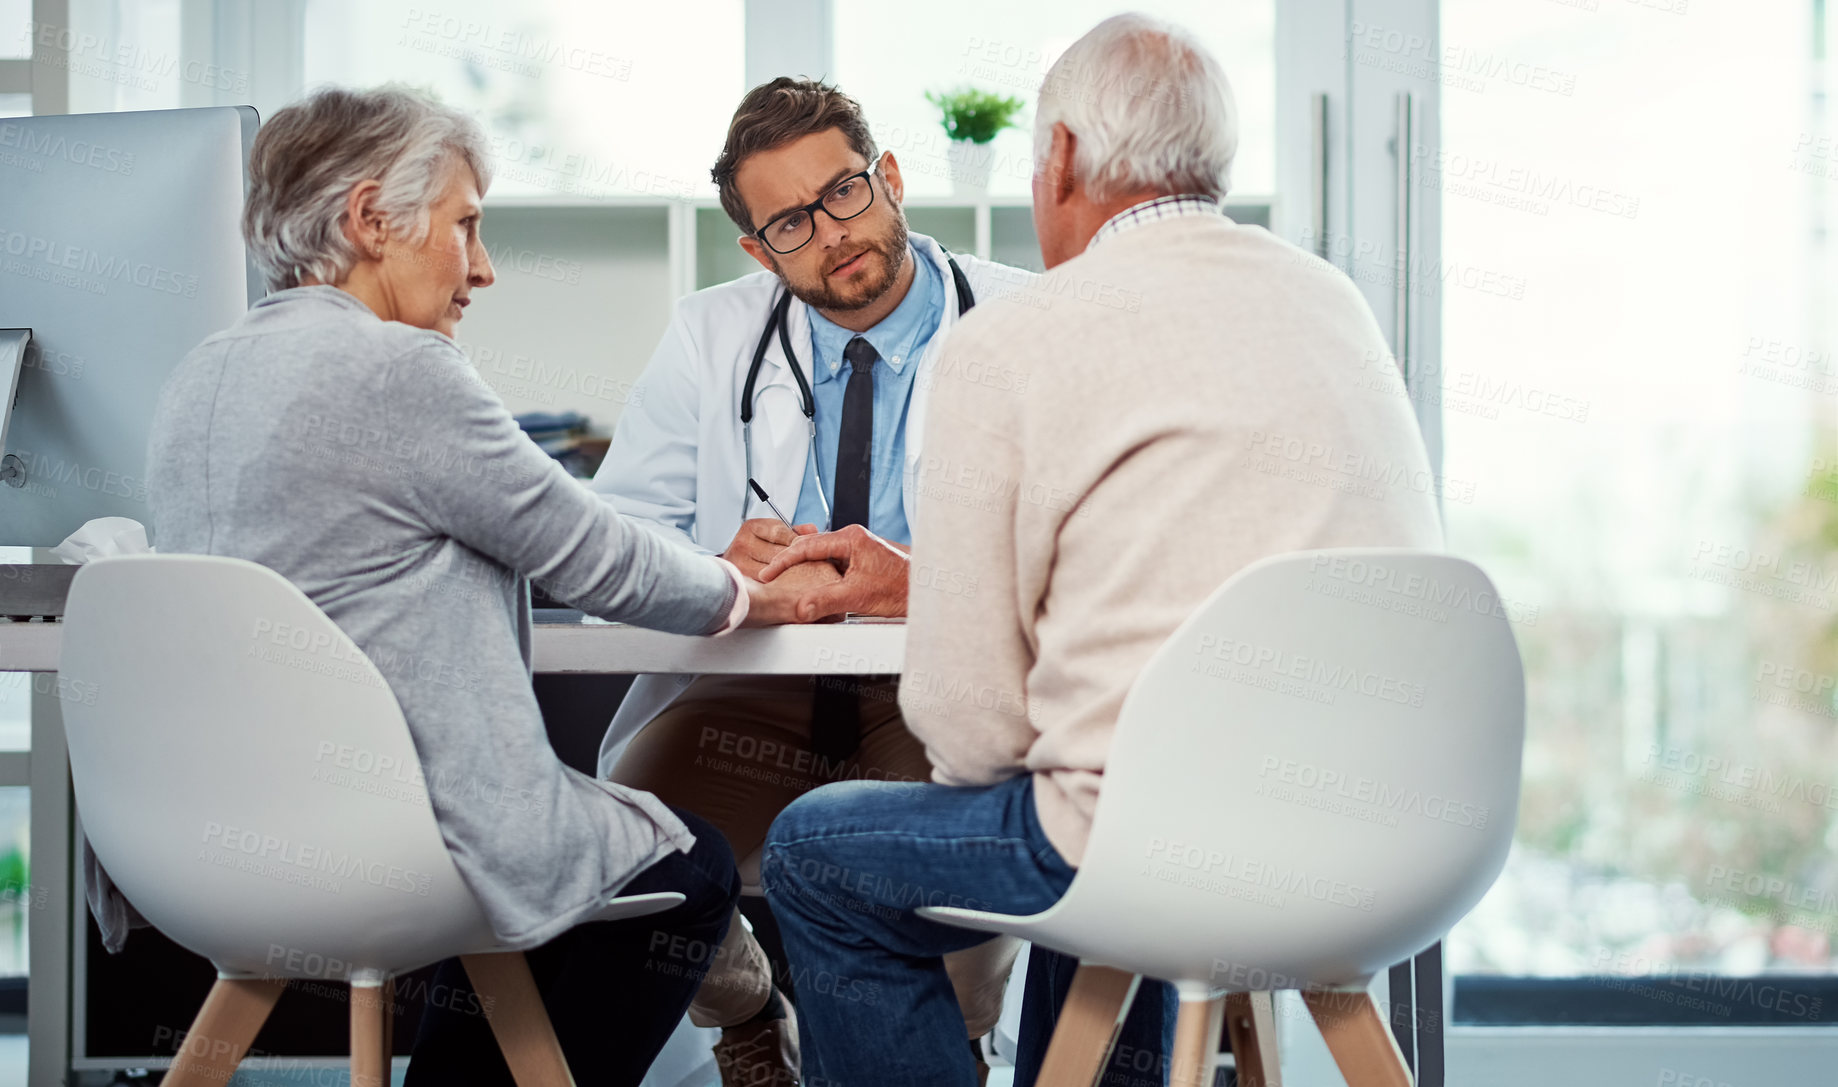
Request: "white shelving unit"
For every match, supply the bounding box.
[463,194,1273,430]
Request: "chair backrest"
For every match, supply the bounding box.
[1042,549,1524,990]
[59,555,494,978]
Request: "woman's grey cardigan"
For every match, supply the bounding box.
[99,285,735,952]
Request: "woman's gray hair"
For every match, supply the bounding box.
[243,84,494,291]
[1034,14,1237,201]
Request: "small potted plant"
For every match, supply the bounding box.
[925,86,1026,198]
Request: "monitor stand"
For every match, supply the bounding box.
[0,329,27,476]
[2,334,73,618]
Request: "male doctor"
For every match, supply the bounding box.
[588,78,1029,1086]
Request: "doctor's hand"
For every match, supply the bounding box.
[757,524,910,622]
[721,518,819,579]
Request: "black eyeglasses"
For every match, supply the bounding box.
[753,163,879,255]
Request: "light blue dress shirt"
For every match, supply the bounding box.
[791,246,945,545]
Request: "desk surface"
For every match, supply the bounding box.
[0,617,906,675]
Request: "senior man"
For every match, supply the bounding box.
[757,14,1445,1086]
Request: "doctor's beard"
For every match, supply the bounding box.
[773,212,911,313]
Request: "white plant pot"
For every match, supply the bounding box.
[947,139,995,199]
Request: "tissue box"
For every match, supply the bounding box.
[4,516,156,618]
[0,563,81,619]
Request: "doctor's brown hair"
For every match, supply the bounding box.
[712,77,880,236]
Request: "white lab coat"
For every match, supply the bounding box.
[590,233,1031,775]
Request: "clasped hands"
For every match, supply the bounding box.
[724,518,908,627]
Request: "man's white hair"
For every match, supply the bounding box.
[1033,13,1237,201]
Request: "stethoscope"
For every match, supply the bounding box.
[740,252,977,527]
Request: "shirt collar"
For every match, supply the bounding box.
[1090,194,1224,248]
[807,244,943,383]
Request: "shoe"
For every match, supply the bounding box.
[713,998,801,1087]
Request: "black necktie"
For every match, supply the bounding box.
[831,336,877,531]
[811,335,877,763]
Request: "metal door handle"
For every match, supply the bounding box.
[1394,91,1415,383]
[1310,92,1329,259]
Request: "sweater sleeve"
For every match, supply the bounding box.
[383,338,734,635]
[900,320,1040,785]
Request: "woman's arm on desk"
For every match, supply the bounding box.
[385,339,737,635]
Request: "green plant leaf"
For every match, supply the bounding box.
[0,847,25,900]
[925,86,1027,144]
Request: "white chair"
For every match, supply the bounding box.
[918,549,1525,1087]
[59,554,687,1087]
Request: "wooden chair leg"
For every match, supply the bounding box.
[1303,989,1412,1087]
[1170,994,1224,1087]
[1036,964,1141,1087]
[1224,991,1282,1087]
[162,977,286,1087]
[382,976,397,1068]
[462,952,577,1087]
[350,981,389,1087]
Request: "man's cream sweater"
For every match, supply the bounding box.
[899,213,1446,864]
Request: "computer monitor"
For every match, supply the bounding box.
[0,106,261,547]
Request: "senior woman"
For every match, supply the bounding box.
[144,85,802,1084]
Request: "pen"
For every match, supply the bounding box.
[748,478,797,532]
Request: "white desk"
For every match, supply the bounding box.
[534,619,904,675]
[0,616,905,1082]
[0,617,907,676]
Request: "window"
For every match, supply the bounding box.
[0,788,24,979]
[0,548,28,993]
[0,0,29,60]
[303,0,746,201]
[832,0,1273,199]
[1441,0,1838,1010]
[57,0,184,115]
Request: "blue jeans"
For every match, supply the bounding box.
[762,775,1174,1087]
